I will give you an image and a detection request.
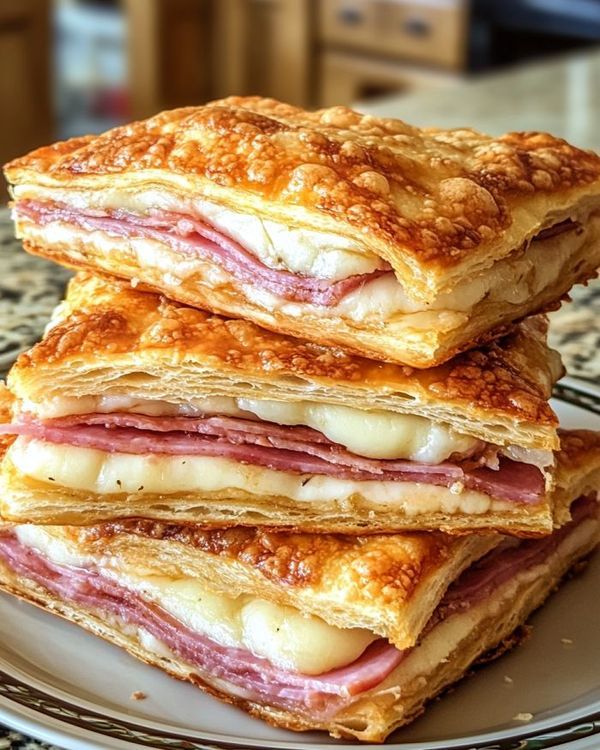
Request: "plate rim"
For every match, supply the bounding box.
[0,378,598,750]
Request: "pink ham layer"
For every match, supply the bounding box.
[0,495,594,718]
[0,533,403,717]
[429,493,598,628]
[1,412,545,503]
[15,199,392,306]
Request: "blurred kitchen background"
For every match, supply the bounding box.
[3,0,600,169]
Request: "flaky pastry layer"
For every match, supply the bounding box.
[0,509,596,742]
[6,96,600,298]
[7,274,563,450]
[2,428,597,538]
[0,455,553,535]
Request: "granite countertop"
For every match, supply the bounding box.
[0,50,598,750]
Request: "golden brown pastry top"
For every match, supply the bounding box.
[557,430,600,471]
[6,96,600,283]
[8,274,562,446]
[80,522,457,602]
[0,385,15,454]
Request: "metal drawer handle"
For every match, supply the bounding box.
[337,7,364,26]
[403,17,431,37]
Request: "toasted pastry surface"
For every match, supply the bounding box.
[6,97,600,296]
[7,274,563,450]
[7,98,600,367]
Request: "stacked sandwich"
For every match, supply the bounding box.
[1,97,600,742]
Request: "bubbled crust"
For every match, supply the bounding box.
[0,385,15,454]
[80,522,458,594]
[5,97,600,295]
[68,521,499,648]
[7,274,562,448]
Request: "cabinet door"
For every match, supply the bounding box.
[0,0,52,195]
[214,0,312,107]
[319,0,468,70]
[125,0,215,120]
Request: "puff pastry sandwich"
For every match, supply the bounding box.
[0,274,569,535]
[0,430,597,742]
[5,97,600,367]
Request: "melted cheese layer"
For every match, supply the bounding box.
[14,185,384,280]
[14,525,375,674]
[17,211,592,324]
[26,394,478,463]
[9,438,513,515]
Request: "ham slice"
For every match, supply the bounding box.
[1,413,545,503]
[15,199,391,306]
[430,493,598,626]
[0,534,403,716]
[0,495,594,715]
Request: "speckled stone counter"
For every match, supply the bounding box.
[0,211,71,376]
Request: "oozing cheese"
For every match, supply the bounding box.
[238,399,477,462]
[248,223,581,320]
[9,438,512,514]
[14,525,376,674]
[13,185,385,280]
[16,208,593,323]
[23,394,478,463]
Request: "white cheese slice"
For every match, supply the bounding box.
[13,185,384,280]
[14,525,375,675]
[8,438,509,515]
[24,394,478,463]
[238,399,477,462]
[21,216,587,324]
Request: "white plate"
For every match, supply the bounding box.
[0,381,599,750]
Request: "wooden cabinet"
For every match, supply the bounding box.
[0,0,52,197]
[319,50,456,108]
[126,0,312,116]
[125,0,215,120]
[319,0,468,71]
[318,0,468,106]
[213,0,312,107]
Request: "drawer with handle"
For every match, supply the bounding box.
[319,0,468,70]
